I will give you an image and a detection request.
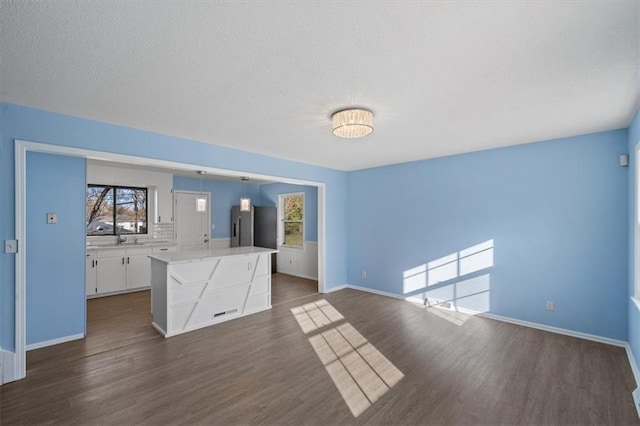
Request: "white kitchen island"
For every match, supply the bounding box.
[149,246,277,337]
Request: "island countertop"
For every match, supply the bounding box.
[148,246,278,265]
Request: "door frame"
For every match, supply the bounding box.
[12,139,327,383]
[173,190,212,250]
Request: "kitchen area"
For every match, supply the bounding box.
[83,160,318,340]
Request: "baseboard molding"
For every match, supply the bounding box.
[1,349,16,385]
[286,272,318,281]
[344,284,408,300]
[323,284,349,294]
[478,312,626,347]
[625,343,640,388]
[338,284,627,348]
[26,333,85,351]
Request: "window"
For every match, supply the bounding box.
[86,185,148,236]
[280,193,304,248]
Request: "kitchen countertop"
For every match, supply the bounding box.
[148,246,277,264]
[87,241,177,250]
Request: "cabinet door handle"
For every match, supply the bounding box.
[92,260,95,268]
[127,257,130,264]
[95,260,98,266]
[122,257,125,265]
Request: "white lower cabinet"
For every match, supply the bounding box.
[87,245,176,297]
[86,253,97,296]
[97,255,127,294]
[126,250,151,290]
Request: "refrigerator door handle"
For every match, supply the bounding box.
[233,222,237,238]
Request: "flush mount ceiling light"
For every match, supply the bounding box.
[332,108,374,139]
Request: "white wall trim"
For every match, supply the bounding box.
[14,139,328,381]
[478,312,626,347]
[323,284,348,294]
[344,284,408,301]
[1,349,16,385]
[625,343,640,389]
[26,333,85,351]
[338,284,627,348]
[277,240,318,280]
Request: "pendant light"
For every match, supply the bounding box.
[196,170,207,212]
[240,177,251,212]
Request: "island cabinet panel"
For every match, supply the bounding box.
[150,247,277,338]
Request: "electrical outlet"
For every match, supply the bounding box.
[546,301,554,311]
[361,270,367,279]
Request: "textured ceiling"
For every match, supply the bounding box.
[1,1,639,171]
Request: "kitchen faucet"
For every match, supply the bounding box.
[116,228,127,245]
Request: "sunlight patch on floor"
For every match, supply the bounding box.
[290,299,344,333]
[292,300,404,417]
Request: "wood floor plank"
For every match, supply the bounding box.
[1,285,637,425]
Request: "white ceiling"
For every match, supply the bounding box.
[1,2,639,171]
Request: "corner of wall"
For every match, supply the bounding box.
[0,347,17,385]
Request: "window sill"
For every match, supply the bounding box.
[632,297,640,312]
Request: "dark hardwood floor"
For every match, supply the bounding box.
[1,286,637,425]
[271,272,318,305]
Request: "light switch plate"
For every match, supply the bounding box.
[5,240,18,254]
[46,213,57,224]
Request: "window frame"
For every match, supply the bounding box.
[86,184,149,236]
[279,192,305,249]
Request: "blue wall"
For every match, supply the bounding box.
[26,152,86,345]
[173,177,262,239]
[348,130,628,340]
[259,183,318,242]
[0,102,348,351]
[628,107,640,373]
[0,100,633,352]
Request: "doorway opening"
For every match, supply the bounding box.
[13,139,327,383]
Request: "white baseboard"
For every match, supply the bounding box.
[337,284,627,348]
[626,343,640,388]
[288,273,318,281]
[1,349,16,385]
[26,333,85,351]
[478,312,626,347]
[323,284,349,294]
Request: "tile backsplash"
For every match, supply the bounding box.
[87,222,174,246]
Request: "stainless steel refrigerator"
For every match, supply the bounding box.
[231,205,277,273]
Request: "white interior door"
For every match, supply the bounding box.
[175,191,211,251]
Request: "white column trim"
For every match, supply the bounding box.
[13,140,27,382]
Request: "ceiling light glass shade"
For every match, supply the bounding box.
[332,109,374,138]
[240,197,251,212]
